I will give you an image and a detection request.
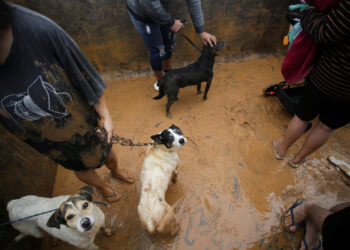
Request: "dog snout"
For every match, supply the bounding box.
[80,218,92,230]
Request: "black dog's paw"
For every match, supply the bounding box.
[203,96,208,100]
[167,112,173,118]
[197,90,202,95]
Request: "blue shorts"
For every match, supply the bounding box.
[128,12,176,71]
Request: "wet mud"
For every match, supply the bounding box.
[44,55,350,250]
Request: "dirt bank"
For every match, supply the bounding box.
[44,55,350,249]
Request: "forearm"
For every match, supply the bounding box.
[94,94,112,122]
[186,0,204,33]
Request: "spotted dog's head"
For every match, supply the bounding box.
[47,186,95,232]
[151,125,186,149]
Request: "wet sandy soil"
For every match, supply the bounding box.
[44,55,350,250]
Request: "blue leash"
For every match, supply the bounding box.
[0,201,108,227]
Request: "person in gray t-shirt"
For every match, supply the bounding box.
[127,0,217,90]
[0,1,133,202]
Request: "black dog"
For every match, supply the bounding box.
[153,41,226,117]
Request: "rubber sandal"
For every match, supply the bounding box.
[301,231,322,250]
[272,139,284,160]
[288,158,308,169]
[281,198,305,233]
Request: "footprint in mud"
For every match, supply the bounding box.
[227,99,256,138]
[184,207,221,247]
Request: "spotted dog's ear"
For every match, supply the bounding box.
[170,124,178,130]
[46,209,65,229]
[151,134,163,144]
[78,186,94,202]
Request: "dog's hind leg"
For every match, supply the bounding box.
[197,82,202,94]
[153,85,165,100]
[203,73,213,100]
[166,95,177,118]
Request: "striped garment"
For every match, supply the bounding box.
[301,0,350,102]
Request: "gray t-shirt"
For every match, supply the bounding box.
[0,4,111,171]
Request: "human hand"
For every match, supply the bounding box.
[98,115,114,144]
[198,32,217,47]
[170,19,184,33]
[94,95,114,143]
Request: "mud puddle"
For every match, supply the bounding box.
[43,55,350,250]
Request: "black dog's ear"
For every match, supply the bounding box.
[47,210,64,229]
[151,134,163,144]
[78,186,94,202]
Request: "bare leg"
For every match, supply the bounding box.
[292,120,333,164]
[74,169,121,202]
[105,148,134,184]
[330,202,350,213]
[273,115,308,158]
[163,58,172,71]
[153,70,163,81]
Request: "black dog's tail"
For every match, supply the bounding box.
[153,84,165,100]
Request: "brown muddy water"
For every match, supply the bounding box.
[43,55,350,250]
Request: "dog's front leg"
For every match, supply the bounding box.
[171,167,178,183]
[197,82,202,94]
[203,73,213,100]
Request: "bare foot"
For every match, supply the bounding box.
[283,200,308,232]
[99,186,122,203]
[272,138,286,160]
[110,169,134,184]
[299,220,320,250]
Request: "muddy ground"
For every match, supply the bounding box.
[43,55,350,250]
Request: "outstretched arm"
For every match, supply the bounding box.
[186,0,216,46]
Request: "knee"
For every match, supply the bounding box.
[317,121,334,133]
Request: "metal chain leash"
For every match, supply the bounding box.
[95,127,154,147]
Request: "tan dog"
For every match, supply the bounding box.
[7,186,109,249]
[138,125,186,236]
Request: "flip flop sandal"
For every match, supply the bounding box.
[301,231,322,250]
[288,158,308,169]
[281,198,306,233]
[272,140,284,160]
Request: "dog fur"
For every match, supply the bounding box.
[138,125,186,236]
[153,41,226,117]
[7,186,107,250]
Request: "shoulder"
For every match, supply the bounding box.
[10,4,72,47]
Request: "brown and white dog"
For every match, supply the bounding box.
[7,186,109,249]
[138,125,186,236]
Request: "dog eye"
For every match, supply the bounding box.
[67,214,74,220]
[82,202,89,209]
